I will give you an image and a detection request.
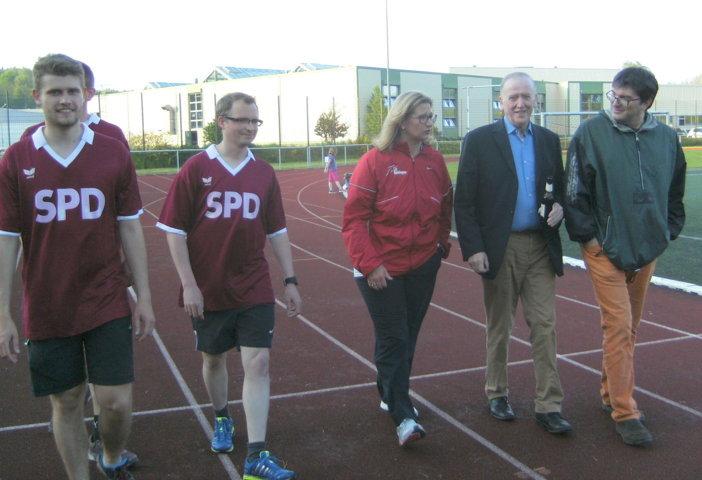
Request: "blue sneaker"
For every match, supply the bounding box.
[243,451,296,480]
[211,417,234,453]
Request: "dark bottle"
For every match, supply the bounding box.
[538,176,555,222]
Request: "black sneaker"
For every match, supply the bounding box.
[602,403,646,423]
[615,419,653,447]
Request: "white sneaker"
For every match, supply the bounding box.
[396,418,426,446]
[380,400,419,417]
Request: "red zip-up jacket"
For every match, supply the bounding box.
[342,142,453,277]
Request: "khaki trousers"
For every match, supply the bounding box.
[582,243,655,422]
[482,231,564,413]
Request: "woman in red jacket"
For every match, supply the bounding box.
[342,91,453,446]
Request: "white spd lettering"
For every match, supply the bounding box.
[35,188,106,223]
[205,191,260,219]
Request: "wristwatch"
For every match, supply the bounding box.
[283,276,298,286]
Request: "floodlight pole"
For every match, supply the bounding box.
[384,0,390,119]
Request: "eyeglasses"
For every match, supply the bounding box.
[222,115,263,127]
[412,113,437,125]
[606,90,641,107]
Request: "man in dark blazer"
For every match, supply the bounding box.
[454,72,571,434]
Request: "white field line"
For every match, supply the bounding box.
[129,180,241,479]
[0,335,695,434]
[275,299,547,480]
[290,184,702,418]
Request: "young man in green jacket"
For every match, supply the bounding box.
[564,67,686,447]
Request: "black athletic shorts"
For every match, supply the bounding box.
[191,304,275,354]
[27,316,134,397]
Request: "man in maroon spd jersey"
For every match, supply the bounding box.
[20,59,138,468]
[157,92,301,480]
[0,54,155,480]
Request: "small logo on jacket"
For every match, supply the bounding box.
[386,165,407,176]
[202,176,212,186]
[23,167,36,179]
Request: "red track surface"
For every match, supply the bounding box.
[1,168,701,480]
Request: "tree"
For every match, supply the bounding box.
[203,120,223,145]
[314,107,349,143]
[0,67,35,108]
[364,86,387,139]
[127,132,171,150]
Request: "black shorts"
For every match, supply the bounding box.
[27,316,134,397]
[192,304,275,354]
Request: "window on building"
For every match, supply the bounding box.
[443,118,457,127]
[382,85,399,106]
[189,92,203,129]
[581,93,603,112]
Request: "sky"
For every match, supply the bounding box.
[2,0,701,90]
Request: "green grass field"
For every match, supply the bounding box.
[446,150,702,286]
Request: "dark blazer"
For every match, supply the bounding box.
[454,119,564,279]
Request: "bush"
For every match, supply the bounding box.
[681,137,702,147]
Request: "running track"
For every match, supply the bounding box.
[1,168,701,479]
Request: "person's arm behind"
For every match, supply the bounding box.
[268,232,302,317]
[564,134,598,244]
[668,140,686,240]
[119,219,155,340]
[0,236,20,363]
[454,133,488,272]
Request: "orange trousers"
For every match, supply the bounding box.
[582,244,655,422]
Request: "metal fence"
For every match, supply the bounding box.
[130,141,463,172]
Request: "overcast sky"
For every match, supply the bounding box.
[3,0,700,90]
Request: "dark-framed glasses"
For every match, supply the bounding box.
[413,113,437,124]
[606,90,641,107]
[223,115,263,127]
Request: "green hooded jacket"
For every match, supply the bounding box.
[564,110,686,271]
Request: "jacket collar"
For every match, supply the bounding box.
[393,140,425,157]
[602,109,658,133]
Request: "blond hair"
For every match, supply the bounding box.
[374,91,433,152]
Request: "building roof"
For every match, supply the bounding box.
[289,63,338,72]
[205,66,287,82]
[145,81,188,89]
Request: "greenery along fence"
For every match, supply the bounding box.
[129,142,469,172]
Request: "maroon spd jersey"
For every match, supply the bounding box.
[157,145,287,311]
[20,113,129,150]
[0,127,143,340]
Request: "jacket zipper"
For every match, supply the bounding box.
[635,133,644,190]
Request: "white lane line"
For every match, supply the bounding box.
[289,194,701,340]
[3,335,695,435]
[288,241,702,420]
[295,180,344,230]
[679,234,702,241]
[128,292,240,475]
[275,299,547,480]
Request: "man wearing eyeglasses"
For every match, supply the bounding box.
[157,92,300,479]
[455,72,572,435]
[564,67,686,447]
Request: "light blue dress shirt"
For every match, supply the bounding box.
[504,117,539,231]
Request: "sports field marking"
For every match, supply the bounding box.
[679,234,702,241]
[3,334,691,435]
[275,298,549,480]
[127,287,242,480]
[291,222,702,418]
[287,181,702,336]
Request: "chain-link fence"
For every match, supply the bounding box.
[3,87,701,156]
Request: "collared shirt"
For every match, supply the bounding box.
[504,117,538,231]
